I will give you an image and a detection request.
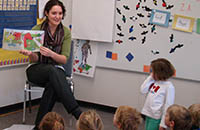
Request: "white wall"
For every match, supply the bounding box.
[0,64,199,110]
[73,67,200,110]
[0,65,43,107]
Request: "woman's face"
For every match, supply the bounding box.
[46,5,63,27]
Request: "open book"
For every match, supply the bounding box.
[2,28,44,52]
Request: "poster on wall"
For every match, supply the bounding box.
[149,9,171,27]
[172,14,195,32]
[71,0,115,42]
[73,39,97,77]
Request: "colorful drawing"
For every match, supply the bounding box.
[172,14,195,33]
[73,40,97,78]
[149,9,171,27]
[3,28,44,52]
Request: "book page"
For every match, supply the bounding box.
[2,28,44,52]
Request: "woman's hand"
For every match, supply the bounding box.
[40,46,55,57]
[40,46,66,64]
[19,49,32,56]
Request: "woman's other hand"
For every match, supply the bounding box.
[19,49,32,56]
[40,46,55,57]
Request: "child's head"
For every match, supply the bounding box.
[39,112,65,130]
[76,109,103,130]
[151,58,175,81]
[113,106,142,130]
[188,104,200,128]
[165,104,192,130]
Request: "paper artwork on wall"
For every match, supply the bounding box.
[71,0,115,42]
[149,9,171,27]
[196,18,200,34]
[73,40,97,78]
[172,14,195,33]
[38,0,49,18]
[106,51,118,61]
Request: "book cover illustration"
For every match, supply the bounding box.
[2,28,44,52]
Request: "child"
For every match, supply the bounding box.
[113,105,142,130]
[165,104,192,130]
[140,58,175,130]
[39,112,65,130]
[188,104,200,130]
[76,109,103,130]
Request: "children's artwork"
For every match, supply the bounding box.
[149,9,171,27]
[73,39,97,78]
[172,14,195,32]
[2,28,44,52]
[196,18,200,34]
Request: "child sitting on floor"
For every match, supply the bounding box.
[113,105,142,130]
[39,112,65,130]
[76,109,103,130]
[188,104,200,130]
[165,104,192,130]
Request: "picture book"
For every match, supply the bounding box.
[2,28,44,52]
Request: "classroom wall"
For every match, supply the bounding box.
[0,0,199,109]
[0,65,43,107]
[0,64,199,109]
[73,67,200,110]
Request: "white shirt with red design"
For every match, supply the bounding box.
[140,75,175,128]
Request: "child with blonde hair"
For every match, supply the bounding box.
[76,109,103,130]
[188,104,200,130]
[165,104,192,130]
[140,58,176,130]
[113,105,142,130]
[39,112,65,130]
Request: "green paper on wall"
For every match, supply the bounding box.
[197,18,200,34]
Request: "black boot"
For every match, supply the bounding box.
[32,125,39,130]
[72,107,82,120]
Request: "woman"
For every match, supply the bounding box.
[20,0,82,130]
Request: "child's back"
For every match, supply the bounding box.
[165,104,192,130]
[76,109,103,130]
[188,104,200,130]
[113,105,142,130]
[39,112,65,130]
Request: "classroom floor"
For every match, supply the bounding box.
[0,103,145,130]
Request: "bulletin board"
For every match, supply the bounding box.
[96,0,200,81]
[0,0,37,67]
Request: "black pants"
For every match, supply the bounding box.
[26,63,80,127]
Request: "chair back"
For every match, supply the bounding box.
[63,41,74,77]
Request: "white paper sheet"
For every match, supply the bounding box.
[71,0,115,42]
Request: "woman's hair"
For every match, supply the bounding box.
[188,104,200,128]
[151,58,175,81]
[167,104,192,130]
[43,0,66,19]
[39,112,65,130]
[76,109,103,130]
[114,106,142,130]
